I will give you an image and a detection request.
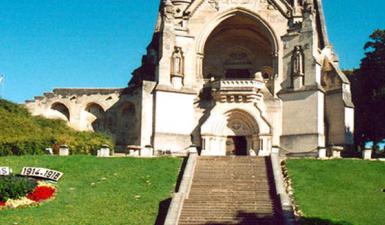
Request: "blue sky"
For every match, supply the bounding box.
[0,0,384,103]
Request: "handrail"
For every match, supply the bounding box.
[270,154,297,225]
[164,153,198,225]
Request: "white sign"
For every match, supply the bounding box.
[21,167,64,181]
[0,167,10,176]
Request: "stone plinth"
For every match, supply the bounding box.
[59,145,69,156]
[362,149,372,160]
[97,145,110,157]
[331,146,343,158]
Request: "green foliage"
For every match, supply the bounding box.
[0,99,113,155]
[286,159,385,225]
[0,156,182,225]
[350,29,385,145]
[0,175,37,201]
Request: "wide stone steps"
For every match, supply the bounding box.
[177,156,282,225]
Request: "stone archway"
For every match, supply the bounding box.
[50,102,70,121]
[196,8,280,83]
[84,103,105,132]
[201,109,270,156]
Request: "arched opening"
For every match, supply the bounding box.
[203,13,275,81]
[85,103,105,132]
[51,102,70,121]
[201,109,267,156]
[224,110,260,156]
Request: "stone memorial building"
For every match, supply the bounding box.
[26,0,354,156]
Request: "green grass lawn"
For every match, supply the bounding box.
[0,156,182,225]
[286,159,385,225]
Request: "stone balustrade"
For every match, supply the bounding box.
[211,79,265,103]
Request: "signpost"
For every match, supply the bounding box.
[0,167,10,176]
[21,167,64,181]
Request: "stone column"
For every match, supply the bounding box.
[196,53,204,82]
[252,135,260,153]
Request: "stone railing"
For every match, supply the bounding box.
[211,79,265,91]
[211,79,265,103]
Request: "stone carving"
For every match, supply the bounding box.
[208,0,219,10]
[208,0,262,10]
[292,46,304,77]
[302,0,313,12]
[163,0,174,19]
[171,47,184,77]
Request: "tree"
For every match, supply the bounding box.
[352,29,385,146]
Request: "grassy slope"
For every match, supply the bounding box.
[0,156,182,225]
[0,99,112,154]
[286,159,385,225]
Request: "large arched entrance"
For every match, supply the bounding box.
[197,9,279,93]
[198,10,275,156]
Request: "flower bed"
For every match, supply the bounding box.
[0,180,56,209]
[27,186,55,202]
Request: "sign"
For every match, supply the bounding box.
[21,167,64,181]
[0,167,10,176]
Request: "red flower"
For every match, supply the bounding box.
[0,201,5,207]
[27,186,55,202]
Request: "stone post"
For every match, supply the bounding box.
[362,148,373,160]
[318,147,327,159]
[97,144,110,157]
[141,145,154,157]
[59,145,69,156]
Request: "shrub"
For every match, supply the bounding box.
[0,99,113,156]
[0,175,37,201]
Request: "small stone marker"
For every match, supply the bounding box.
[331,146,343,158]
[21,167,64,181]
[97,145,110,157]
[0,167,11,176]
[362,148,372,160]
[59,145,69,156]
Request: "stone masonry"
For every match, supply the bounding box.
[25,0,354,156]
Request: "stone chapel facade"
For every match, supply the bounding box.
[25,0,354,156]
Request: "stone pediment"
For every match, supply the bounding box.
[185,0,292,18]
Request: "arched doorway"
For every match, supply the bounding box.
[226,136,248,156]
[201,109,264,156]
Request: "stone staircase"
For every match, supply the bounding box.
[178,156,283,225]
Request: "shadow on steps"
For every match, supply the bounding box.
[204,211,281,225]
